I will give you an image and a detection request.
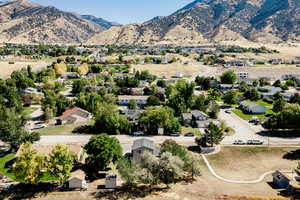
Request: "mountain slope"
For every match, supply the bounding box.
[81,15,121,29]
[0,0,114,43]
[88,0,300,45]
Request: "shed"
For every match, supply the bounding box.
[105,174,117,189]
[132,138,160,158]
[68,170,88,190]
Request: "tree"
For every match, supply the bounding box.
[0,107,39,149]
[94,103,131,135]
[222,90,239,105]
[72,79,89,94]
[77,63,89,76]
[53,62,67,75]
[264,104,300,130]
[273,97,286,113]
[193,94,208,112]
[273,80,281,87]
[48,144,74,184]
[220,70,237,84]
[146,95,161,106]
[84,134,122,175]
[208,101,220,119]
[244,89,260,101]
[14,143,46,184]
[128,99,137,110]
[157,80,166,88]
[139,106,181,135]
[204,122,224,147]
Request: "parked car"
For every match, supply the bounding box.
[170,132,180,137]
[247,139,264,145]
[225,110,231,114]
[133,131,145,137]
[249,117,259,123]
[31,124,46,130]
[233,140,246,145]
[184,132,195,137]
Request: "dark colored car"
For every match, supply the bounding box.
[170,132,180,137]
[184,132,195,137]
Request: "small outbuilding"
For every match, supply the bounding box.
[132,138,160,158]
[105,174,117,189]
[68,170,88,190]
[272,170,290,188]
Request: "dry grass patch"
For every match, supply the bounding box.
[207,147,298,180]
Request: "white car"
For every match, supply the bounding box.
[233,140,246,145]
[133,131,145,137]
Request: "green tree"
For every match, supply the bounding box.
[273,97,286,113]
[139,106,181,135]
[48,144,74,184]
[0,107,38,149]
[14,143,46,184]
[208,101,220,119]
[128,99,137,110]
[193,94,208,112]
[220,70,237,84]
[146,95,161,106]
[222,90,239,105]
[204,122,224,147]
[84,134,122,175]
[94,103,131,135]
[157,80,167,88]
[244,89,260,101]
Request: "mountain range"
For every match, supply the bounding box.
[1,0,300,44]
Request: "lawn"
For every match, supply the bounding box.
[233,108,273,120]
[0,154,16,180]
[182,126,202,136]
[22,106,38,116]
[246,99,272,107]
[36,120,94,135]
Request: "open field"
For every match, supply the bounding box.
[0,60,51,79]
[132,62,204,78]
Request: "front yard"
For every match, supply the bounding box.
[232,108,273,120]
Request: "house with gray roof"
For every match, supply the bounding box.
[239,101,266,114]
[132,138,160,158]
[259,86,282,98]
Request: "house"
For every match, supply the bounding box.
[219,84,239,91]
[60,72,80,79]
[68,170,88,190]
[16,143,87,164]
[194,120,211,128]
[118,95,149,106]
[120,109,144,123]
[181,113,193,126]
[132,139,160,158]
[105,175,117,189]
[272,171,290,188]
[21,87,44,96]
[130,88,144,95]
[259,86,282,99]
[191,110,209,121]
[237,72,249,79]
[172,73,184,78]
[57,107,92,125]
[0,140,10,152]
[239,101,266,114]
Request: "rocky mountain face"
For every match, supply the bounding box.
[81,15,121,29]
[88,0,300,45]
[0,0,116,43]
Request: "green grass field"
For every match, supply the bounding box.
[232,108,273,120]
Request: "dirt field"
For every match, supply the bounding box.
[0,60,52,79]
[24,146,298,200]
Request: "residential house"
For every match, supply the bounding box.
[237,72,249,79]
[68,170,88,190]
[130,88,145,95]
[219,84,239,91]
[118,95,149,106]
[181,113,193,126]
[132,138,160,158]
[191,110,210,128]
[21,87,44,96]
[272,171,290,188]
[120,109,144,124]
[259,86,282,99]
[239,101,266,114]
[57,107,92,125]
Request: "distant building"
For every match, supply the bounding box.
[132,138,160,158]
[21,87,44,96]
[239,101,266,114]
[237,72,249,79]
[172,73,184,78]
[259,86,282,99]
[57,107,92,125]
[118,95,149,106]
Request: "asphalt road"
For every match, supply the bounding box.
[219,109,300,146]
[37,135,197,154]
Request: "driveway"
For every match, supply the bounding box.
[219,109,300,145]
[37,135,196,154]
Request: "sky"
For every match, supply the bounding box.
[30,0,194,25]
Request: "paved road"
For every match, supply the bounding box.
[219,109,300,146]
[38,135,196,154]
